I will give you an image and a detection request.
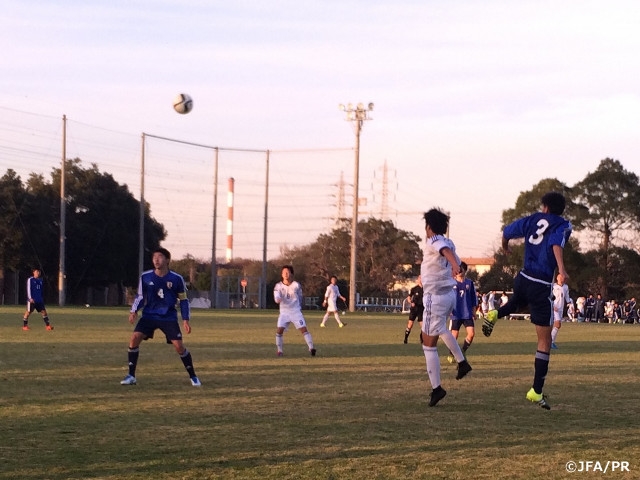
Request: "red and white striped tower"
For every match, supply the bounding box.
[226,177,234,262]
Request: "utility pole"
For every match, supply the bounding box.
[338,102,374,312]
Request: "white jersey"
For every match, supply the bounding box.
[487,291,496,310]
[420,234,459,295]
[274,281,303,313]
[324,284,341,311]
[552,282,572,321]
[481,293,489,313]
[274,280,306,329]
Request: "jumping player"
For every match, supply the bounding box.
[420,208,472,407]
[23,268,54,331]
[275,265,316,357]
[121,247,200,387]
[483,192,572,410]
[403,276,424,343]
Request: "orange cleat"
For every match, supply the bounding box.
[46,325,54,331]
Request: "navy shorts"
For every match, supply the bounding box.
[504,273,553,327]
[450,318,474,330]
[27,302,46,313]
[134,317,183,344]
[409,306,424,321]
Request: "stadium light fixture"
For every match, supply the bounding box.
[339,102,374,312]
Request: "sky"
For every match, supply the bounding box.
[2,0,640,262]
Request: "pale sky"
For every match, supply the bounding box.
[2,1,640,261]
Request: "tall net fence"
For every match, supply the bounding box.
[1,108,355,265]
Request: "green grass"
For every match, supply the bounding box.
[1,306,639,479]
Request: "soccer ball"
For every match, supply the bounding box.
[173,93,193,114]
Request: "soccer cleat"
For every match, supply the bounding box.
[447,355,455,364]
[120,374,137,385]
[190,376,202,387]
[403,337,408,344]
[46,325,54,331]
[320,323,326,327]
[482,309,499,337]
[429,386,447,407]
[22,325,30,331]
[526,388,551,410]
[456,359,472,380]
[339,323,346,328]
[310,348,317,357]
[551,342,558,349]
[276,351,284,357]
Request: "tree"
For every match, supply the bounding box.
[501,178,585,227]
[572,158,640,296]
[280,218,421,298]
[0,170,28,295]
[1,160,166,304]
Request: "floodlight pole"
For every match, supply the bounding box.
[58,115,67,306]
[138,133,146,277]
[339,102,374,313]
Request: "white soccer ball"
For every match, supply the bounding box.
[173,93,193,114]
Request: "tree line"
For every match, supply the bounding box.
[1,157,638,305]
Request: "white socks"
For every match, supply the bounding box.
[422,345,441,389]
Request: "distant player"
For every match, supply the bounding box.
[275,265,316,357]
[419,208,472,407]
[483,192,572,410]
[551,273,572,349]
[121,248,201,387]
[320,275,346,328]
[448,262,477,362]
[403,276,424,343]
[23,268,54,331]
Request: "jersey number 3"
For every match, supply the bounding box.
[528,219,549,245]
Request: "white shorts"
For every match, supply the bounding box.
[277,311,307,330]
[553,303,564,322]
[326,299,338,312]
[421,289,456,337]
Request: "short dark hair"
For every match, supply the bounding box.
[153,247,171,261]
[282,264,294,275]
[330,275,337,281]
[541,192,566,215]
[459,261,468,273]
[423,208,449,235]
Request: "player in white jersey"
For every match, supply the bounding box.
[274,265,316,357]
[419,208,472,407]
[551,273,572,349]
[320,276,346,328]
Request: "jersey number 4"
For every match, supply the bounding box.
[528,219,549,246]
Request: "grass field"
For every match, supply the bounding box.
[1,306,639,480]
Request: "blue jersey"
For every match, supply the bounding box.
[131,269,190,322]
[452,278,477,320]
[503,211,572,282]
[27,277,44,303]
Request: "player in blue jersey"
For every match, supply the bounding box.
[447,262,477,362]
[22,268,54,331]
[482,192,571,410]
[120,248,201,387]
